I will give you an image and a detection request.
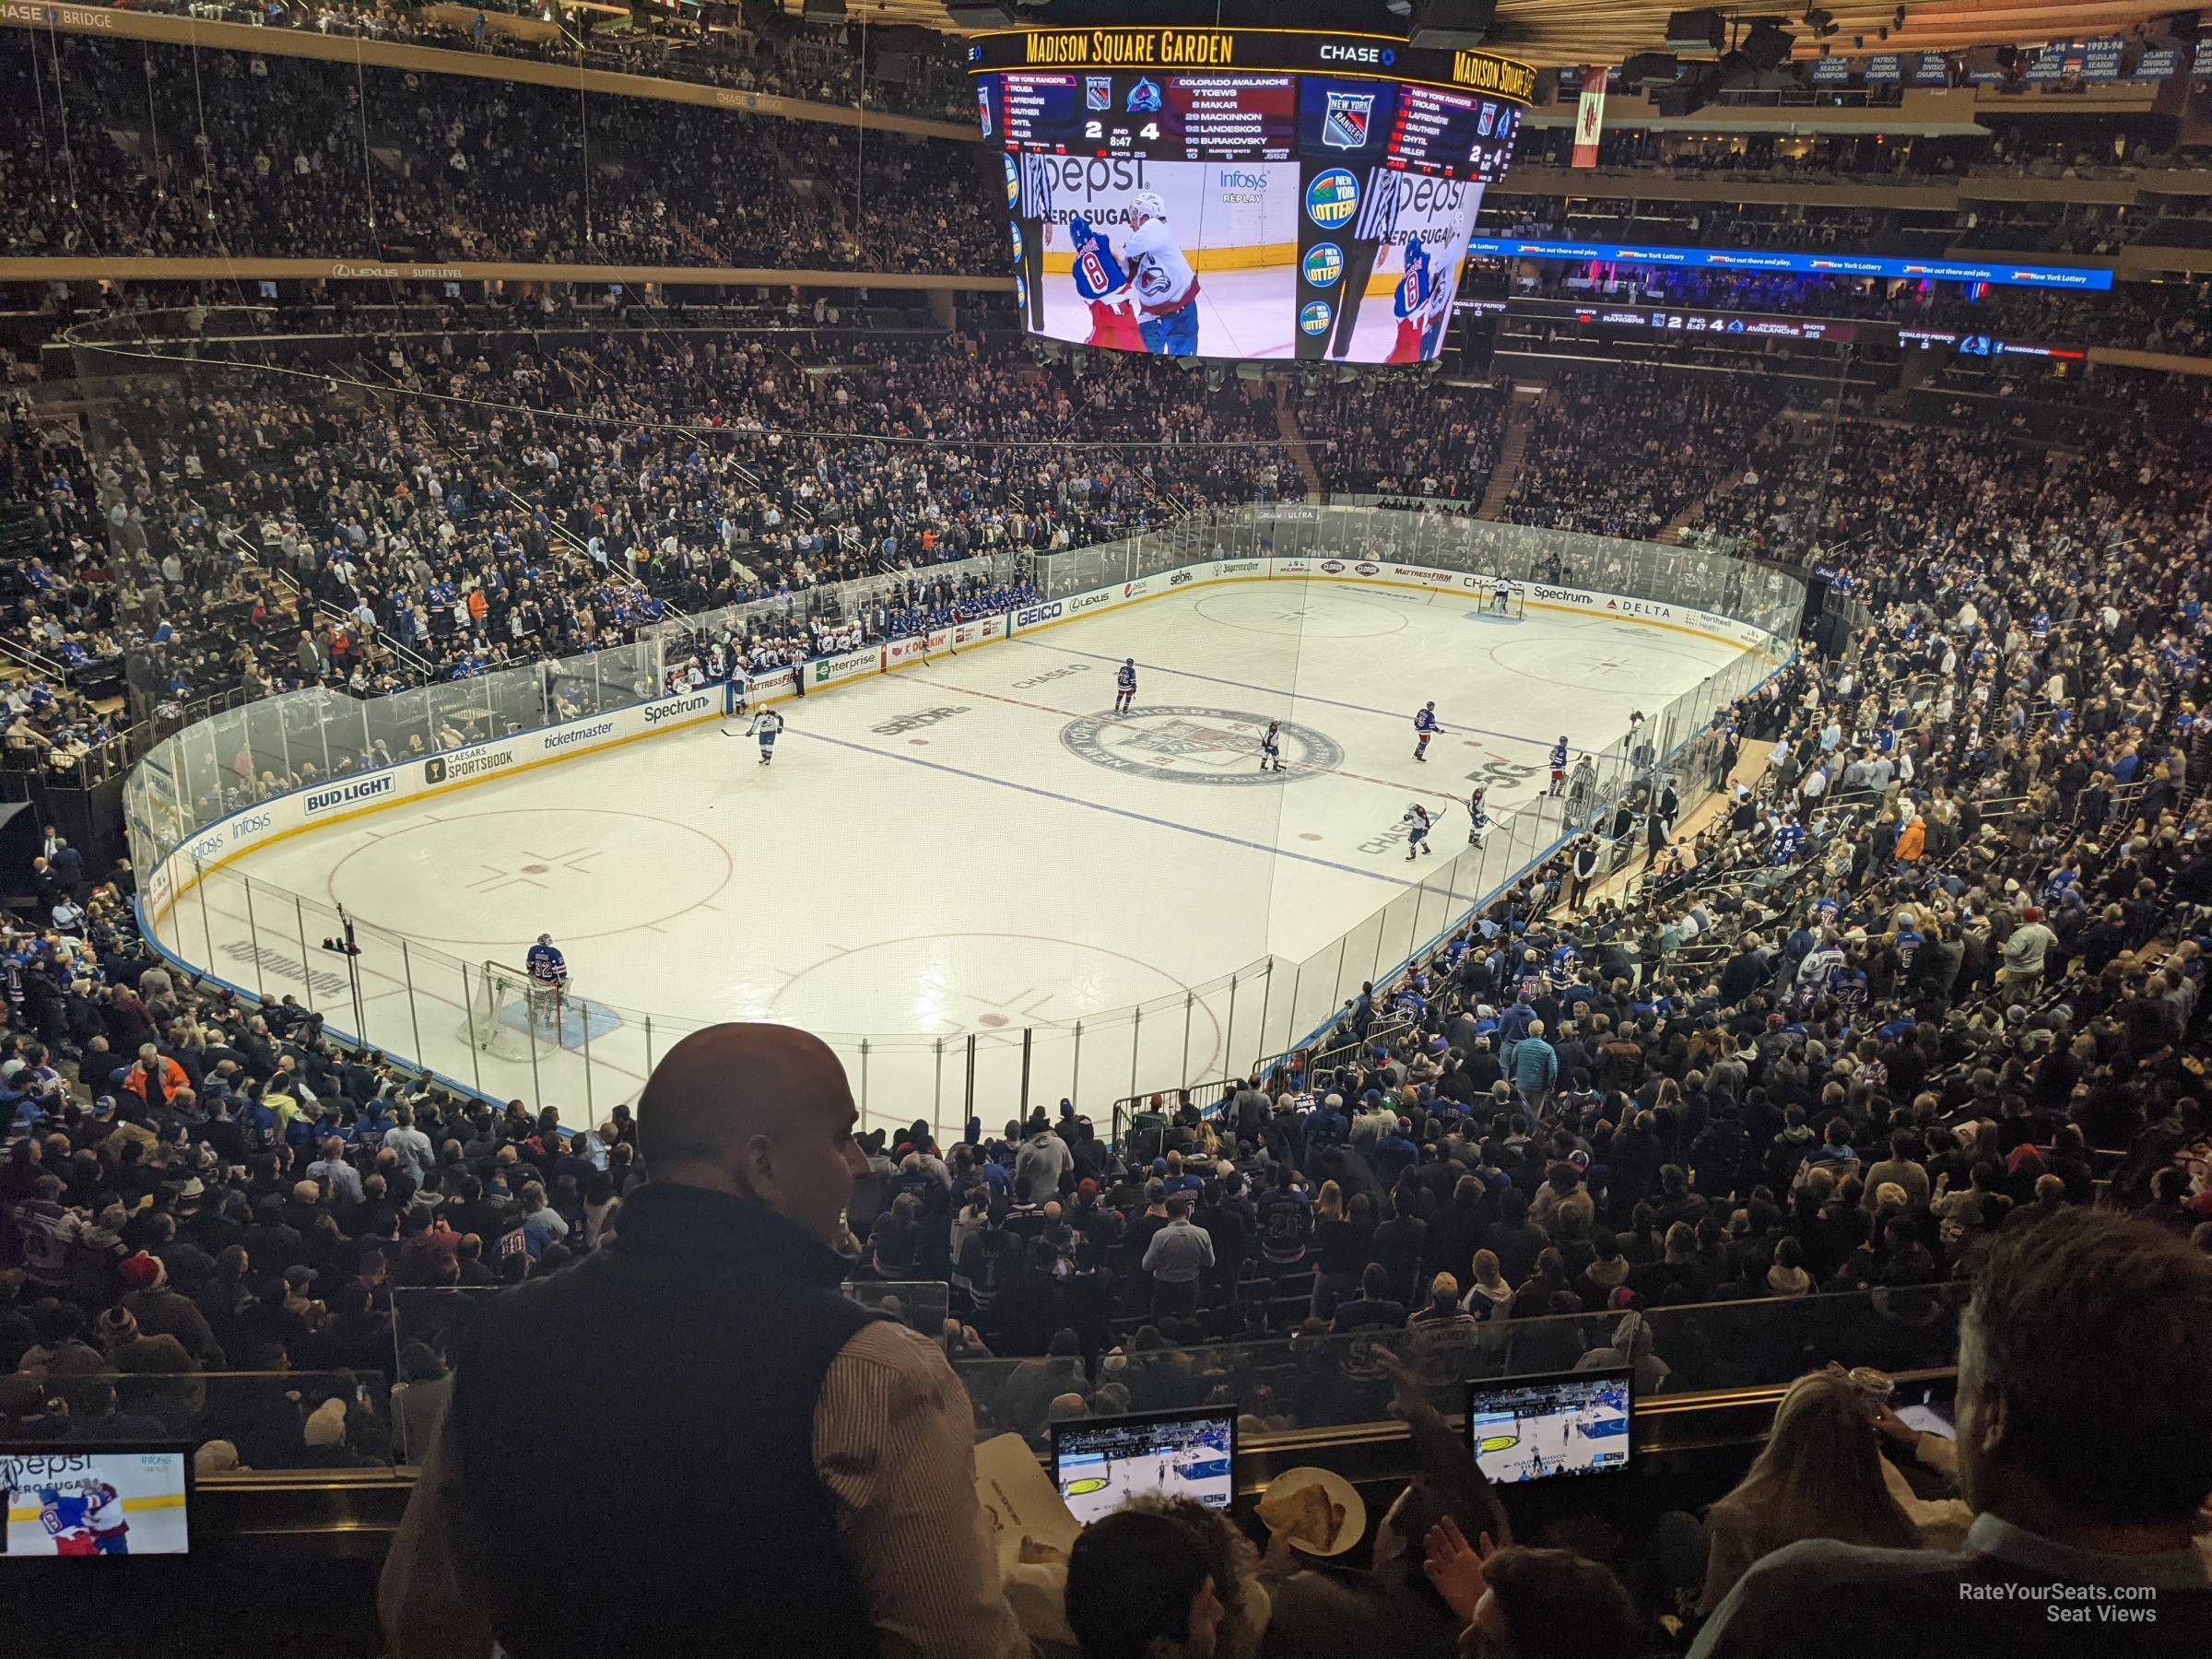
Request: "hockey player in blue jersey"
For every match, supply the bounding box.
[1065,216,1146,353]
[524,933,569,1041]
[1115,659,1136,714]
[1387,238,1432,364]
[1547,735,1570,795]
[38,1487,97,1557]
[526,935,569,989]
[1412,702,1439,762]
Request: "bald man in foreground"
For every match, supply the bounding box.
[380,1024,1031,1659]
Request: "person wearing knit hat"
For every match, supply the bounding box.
[117,1252,164,1293]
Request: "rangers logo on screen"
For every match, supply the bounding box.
[1306,168,1359,229]
[977,85,993,138]
[1323,90,1375,148]
[1086,76,1112,110]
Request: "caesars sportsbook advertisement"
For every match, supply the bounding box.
[971,28,1534,363]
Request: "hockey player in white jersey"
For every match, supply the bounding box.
[1404,803,1435,860]
[1124,193,1201,358]
[1467,784,1489,845]
[1259,719,1284,772]
[749,707,786,766]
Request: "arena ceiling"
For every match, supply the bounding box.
[813,3,2185,72]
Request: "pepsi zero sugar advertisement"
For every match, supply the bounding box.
[973,28,1531,362]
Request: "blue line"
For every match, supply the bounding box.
[1012,636,1564,754]
[788,728,1416,888]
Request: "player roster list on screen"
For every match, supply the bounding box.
[973,29,1535,363]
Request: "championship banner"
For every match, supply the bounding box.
[1571,67,1608,170]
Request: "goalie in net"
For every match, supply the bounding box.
[461,935,577,1058]
[1485,576,1527,619]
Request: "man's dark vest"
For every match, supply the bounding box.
[453,1182,879,1657]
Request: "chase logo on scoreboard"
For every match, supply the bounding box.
[1299,300,1334,335]
[1305,169,1359,229]
[1061,706,1343,788]
[1323,90,1375,148]
[1302,242,1344,287]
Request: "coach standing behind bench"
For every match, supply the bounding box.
[380,1024,1031,1659]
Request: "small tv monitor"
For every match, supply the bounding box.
[1051,1407,1236,1525]
[1465,1368,1633,1485]
[0,1443,194,1558]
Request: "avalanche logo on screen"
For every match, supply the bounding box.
[1003,153,1019,206]
[1127,76,1163,112]
[1306,169,1359,229]
[1302,242,1345,288]
[1300,300,1334,335]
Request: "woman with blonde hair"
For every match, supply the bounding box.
[1461,1248,1514,1322]
[1312,1180,1345,1224]
[1697,1369,1920,1612]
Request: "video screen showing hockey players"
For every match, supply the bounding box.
[1465,1369,1633,1485]
[1008,152,1301,359]
[986,60,1514,363]
[3,1448,192,1557]
[1052,1408,1236,1524]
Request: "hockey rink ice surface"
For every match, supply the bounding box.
[196,581,1747,1131]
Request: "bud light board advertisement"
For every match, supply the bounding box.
[974,29,1533,363]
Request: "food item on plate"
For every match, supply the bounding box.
[1257,1479,1342,1550]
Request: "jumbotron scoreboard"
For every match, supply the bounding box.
[971,28,1535,363]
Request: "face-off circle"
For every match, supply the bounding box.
[1060,706,1343,786]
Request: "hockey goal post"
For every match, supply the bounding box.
[459,960,571,1059]
[1479,579,1527,620]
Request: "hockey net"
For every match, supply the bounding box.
[1480,581,1527,620]
[460,960,571,1059]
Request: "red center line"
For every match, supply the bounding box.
[910,670,1465,805]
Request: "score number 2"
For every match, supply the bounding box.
[1085,121,1162,142]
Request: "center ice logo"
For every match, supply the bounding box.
[1305,169,1359,229]
[1061,706,1344,787]
[1302,242,1344,288]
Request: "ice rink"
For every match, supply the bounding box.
[178,580,1748,1132]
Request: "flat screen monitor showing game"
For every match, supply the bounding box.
[2,1444,193,1558]
[1465,1368,1632,1485]
[1051,1407,1236,1524]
